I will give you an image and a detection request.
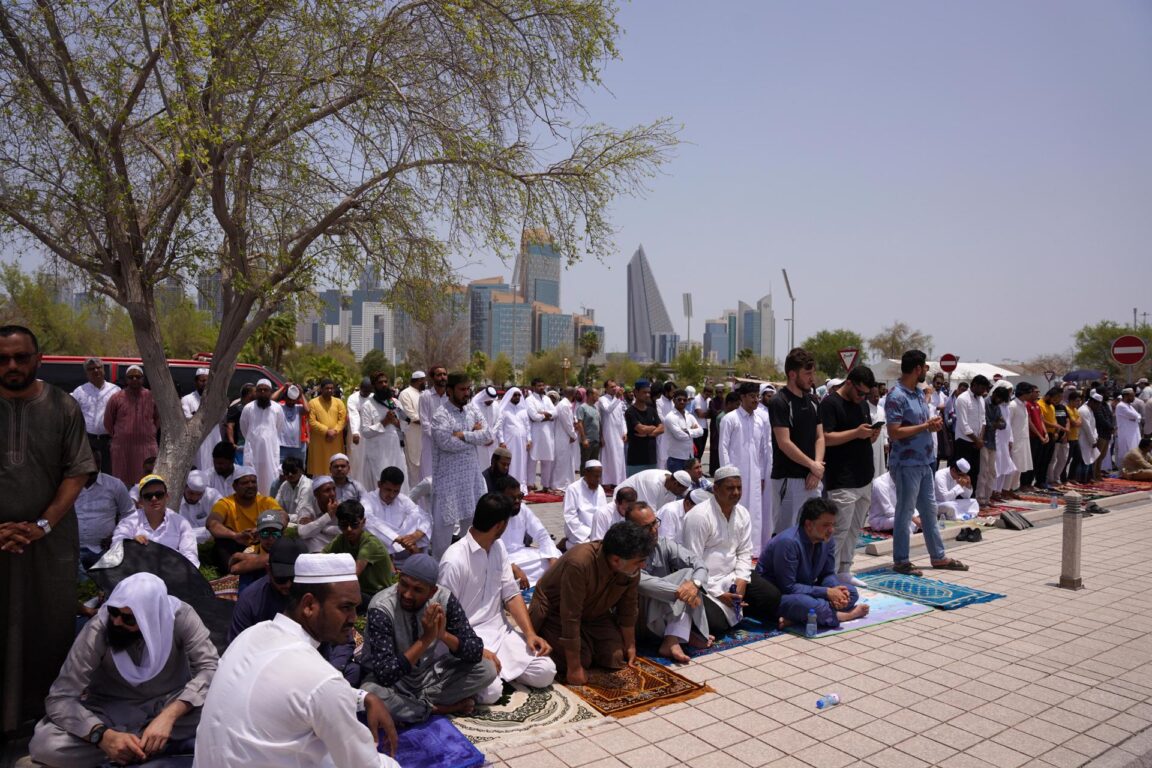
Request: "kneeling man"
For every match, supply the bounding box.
[438,493,556,702]
[31,573,218,767]
[758,497,870,631]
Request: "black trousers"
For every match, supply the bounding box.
[87,433,113,475]
[703,572,781,637]
[693,430,708,463]
[952,438,980,486]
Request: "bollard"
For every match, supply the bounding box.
[1059,491,1084,590]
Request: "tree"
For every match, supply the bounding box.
[522,347,577,387]
[602,354,640,389]
[487,353,515,388]
[464,351,489,386]
[800,329,867,378]
[578,331,602,385]
[243,313,298,373]
[1073,320,1152,379]
[359,349,390,380]
[1019,350,1076,379]
[672,346,711,388]
[0,0,677,491]
[406,289,471,373]
[868,322,933,361]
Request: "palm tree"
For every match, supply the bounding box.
[249,312,298,372]
[578,330,602,385]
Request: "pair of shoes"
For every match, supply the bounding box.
[955,527,983,542]
[892,562,923,577]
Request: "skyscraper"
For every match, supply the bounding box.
[466,277,509,356]
[626,245,677,362]
[756,293,776,364]
[513,228,561,308]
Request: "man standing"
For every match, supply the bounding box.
[719,382,773,551]
[0,325,96,734]
[104,364,160,489]
[495,389,530,489]
[767,348,825,535]
[196,553,400,766]
[398,371,426,484]
[71,357,120,474]
[180,367,218,475]
[438,493,556,704]
[418,367,449,485]
[1115,388,1142,464]
[597,380,628,486]
[867,384,887,479]
[952,375,989,488]
[818,367,879,585]
[624,379,663,476]
[663,389,704,473]
[654,381,676,470]
[690,385,712,463]
[429,373,491,557]
[360,373,408,493]
[306,379,347,477]
[552,387,580,489]
[347,377,373,491]
[576,387,602,468]
[884,350,967,575]
[525,378,557,491]
[240,378,287,496]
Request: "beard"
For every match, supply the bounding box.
[256,396,271,408]
[107,622,141,650]
[917,372,927,384]
[1,370,36,391]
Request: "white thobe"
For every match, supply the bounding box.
[663,407,703,461]
[655,395,674,468]
[526,393,556,462]
[398,385,423,481]
[71,381,121,435]
[953,391,985,444]
[178,488,222,545]
[240,401,286,496]
[681,498,752,626]
[590,504,625,541]
[363,491,431,555]
[503,503,560,586]
[597,394,628,486]
[691,394,710,433]
[552,399,579,487]
[347,392,367,489]
[193,614,398,768]
[495,407,531,490]
[204,468,235,500]
[868,401,887,479]
[274,476,313,522]
[418,389,448,483]
[562,479,607,545]
[656,498,692,547]
[617,469,677,510]
[111,509,200,567]
[1007,398,1032,488]
[718,407,773,551]
[181,391,219,474]
[1115,402,1142,460]
[359,398,408,493]
[994,404,1017,486]
[934,468,978,520]
[1078,404,1100,466]
[867,472,910,533]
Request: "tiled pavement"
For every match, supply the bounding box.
[494,496,1152,767]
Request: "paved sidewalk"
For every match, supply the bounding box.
[488,497,1152,768]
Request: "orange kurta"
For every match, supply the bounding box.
[306,396,347,476]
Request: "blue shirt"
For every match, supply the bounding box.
[756,524,839,599]
[885,382,936,468]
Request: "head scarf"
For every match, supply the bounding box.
[499,387,524,414]
[104,573,182,685]
[471,386,500,424]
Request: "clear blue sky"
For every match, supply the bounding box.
[457,1,1152,364]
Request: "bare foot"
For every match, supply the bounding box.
[778,617,794,629]
[433,697,476,716]
[659,636,691,663]
[687,631,713,649]
[836,604,870,623]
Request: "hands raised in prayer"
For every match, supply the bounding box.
[420,602,447,644]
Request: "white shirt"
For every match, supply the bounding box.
[690,394,710,431]
[438,533,519,647]
[681,497,752,625]
[178,487,223,537]
[656,498,691,546]
[362,491,431,553]
[74,473,134,550]
[275,476,314,521]
[590,503,625,541]
[934,467,972,502]
[867,473,898,531]
[617,469,677,510]
[194,614,398,768]
[71,380,121,435]
[503,503,560,560]
[662,407,703,460]
[112,508,200,567]
[953,390,986,443]
[562,478,606,545]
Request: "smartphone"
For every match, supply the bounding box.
[871,421,884,429]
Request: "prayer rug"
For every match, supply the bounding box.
[1055,478,1152,499]
[208,574,239,601]
[524,491,564,504]
[856,531,890,549]
[645,616,782,666]
[451,682,602,747]
[782,589,933,638]
[391,715,485,768]
[566,657,711,717]
[856,569,1005,610]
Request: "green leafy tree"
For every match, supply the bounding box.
[523,348,574,387]
[1073,320,1152,379]
[487,353,515,387]
[243,312,298,373]
[672,346,711,388]
[0,0,676,491]
[464,351,490,385]
[578,330,602,385]
[359,349,390,380]
[602,354,640,389]
[801,329,867,376]
[157,298,221,360]
[868,322,933,361]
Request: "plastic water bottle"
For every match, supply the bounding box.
[805,608,817,638]
[1049,493,1059,510]
[729,583,742,622]
[816,693,841,710]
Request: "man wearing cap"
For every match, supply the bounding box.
[935,461,978,520]
[399,371,426,483]
[1116,388,1142,466]
[493,476,560,588]
[71,357,120,474]
[362,553,498,722]
[690,385,712,462]
[529,521,653,685]
[720,381,773,551]
[323,500,396,608]
[360,373,409,493]
[227,510,288,591]
[240,378,287,497]
[483,446,513,493]
[438,493,556,704]
[656,487,709,547]
[682,466,781,639]
[207,466,284,569]
[590,485,638,541]
[197,553,400,766]
[624,379,663,476]
[306,379,347,477]
[418,366,449,484]
[74,470,135,568]
[181,367,219,475]
[663,388,704,474]
[30,573,218,767]
[363,466,431,563]
[562,460,607,547]
[597,379,628,486]
[429,372,492,557]
[616,467,689,512]
[767,348,826,537]
[347,377,373,489]
[296,474,341,552]
[112,475,200,567]
[104,364,160,488]
[525,377,558,491]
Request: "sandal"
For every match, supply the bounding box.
[931,559,969,571]
[893,562,923,577]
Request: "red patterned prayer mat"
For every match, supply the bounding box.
[565,657,711,717]
[524,491,563,504]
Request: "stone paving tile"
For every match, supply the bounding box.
[722,738,783,767]
[653,732,713,761]
[544,739,611,766]
[1035,745,1089,768]
[962,738,1033,768]
[758,725,818,755]
[614,744,678,768]
[864,746,931,768]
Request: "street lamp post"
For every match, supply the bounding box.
[782,268,796,350]
[562,357,571,385]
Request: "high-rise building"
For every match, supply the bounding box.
[488,291,533,367]
[197,273,223,323]
[626,245,676,363]
[466,277,509,356]
[536,307,574,353]
[756,293,776,364]
[513,228,561,308]
[703,320,729,364]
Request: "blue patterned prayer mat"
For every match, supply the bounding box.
[782,589,933,638]
[389,715,485,768]
[856,532,890,549]
[856,569,1005,610]
[645,616,782,666]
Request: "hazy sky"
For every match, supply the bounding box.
[455,1,1152,364]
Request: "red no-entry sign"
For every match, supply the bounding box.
[1111,335,1147,366]
[939,353,958,373]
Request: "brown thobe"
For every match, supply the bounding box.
[103,387,160,488]
[306,396,347,476]
[528,541,638,673]
[1,383,96,731]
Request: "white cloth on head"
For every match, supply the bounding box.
[681,496,752,627]
[104,573,182,685]
[494,388,531,488]
[195,367,210,377]
[240,400,286,495]
[563,477,607,545]
[597,391,628,486]
[470,389,502,468]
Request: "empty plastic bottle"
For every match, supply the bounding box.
[805,607,817,637]
[1049,493,1059,510]
[816,693,841,710]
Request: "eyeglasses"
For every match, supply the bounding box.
[140,490,167,501]
[0,354,34,366]
[106,606,138,626]
[258,529,283,539]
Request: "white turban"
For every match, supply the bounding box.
[232,466,257,483]
[256,378,272,388]
[330,453,350,464]
[126,364,144,375]
[584,459,603,470]
[104,573,181,685]
[195,367,209,377]
[672,470,692,489]
[714,465,741,481]
[294,553,358,585]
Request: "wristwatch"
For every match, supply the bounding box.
[35,518,52,535]
[692,579,704,590]
[88,724,107,744]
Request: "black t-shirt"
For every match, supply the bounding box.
[818,391,873,489]
[227,402,245,445]
[767,388,820,479]
[624,404,660,466]
[1053,402,1069,443]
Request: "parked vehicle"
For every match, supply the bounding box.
[39,356,282,400]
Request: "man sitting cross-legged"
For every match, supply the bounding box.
[590,485,638,541]
[758,497,870,631]
[623,502,710,664]
[438,493,557,703]
[323,499,396,610]
[30,573,218,767]
[361,554,498,723]
[493,475,560,588]
[528,521,654,685]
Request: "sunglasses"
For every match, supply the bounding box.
[272,575,293,585]
[140,490,167,501]
[0,353,34,365]
[258,529,283,539]
[106,606,138,626]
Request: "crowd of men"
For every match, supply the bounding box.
[5,321,1152,766]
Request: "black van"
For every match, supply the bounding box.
[40,356,283,400]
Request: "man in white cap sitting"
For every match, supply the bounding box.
[867,471,921,533]
[616,468,690,511]
[562,459,606,547]
[181,367,218,475]
[239,379,286,497]
[361,553,498,723]
[178,469,221,545]
[656,488,710,547]
[195,553,399,767]
[30,573,218,767]
[296,475,341,552]
[492,475,560,588]
[207,465,284,569]
[438,493,555,704]
[330,452,370,503]
[935,459,978,521]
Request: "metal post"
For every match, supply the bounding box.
[1059,491,1084,590]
